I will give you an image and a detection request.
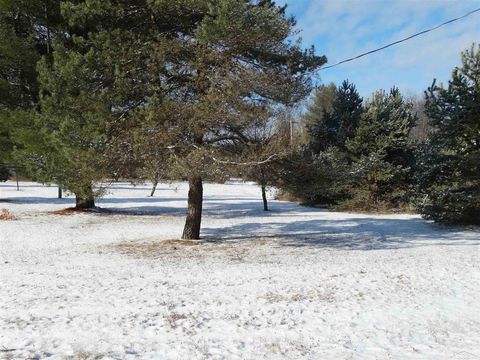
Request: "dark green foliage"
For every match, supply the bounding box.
[307,81,363,153]
[7,0,325,226]
[12,1,154,205]
[416,44,480,225]
[342,88,416,211]
[0,0,64,173]
[280,81,363,205]
[278,148,350,206]
[0,163,10,181]
[280,84,416,212]
[0,115,13,165]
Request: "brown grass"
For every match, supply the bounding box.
[162,239,203,247]
[73,351,105,360]
[108,239,203,259]
[0,209,15,221]
[106,238,270,261]
[333,201,416,215]
[165,312,188,328]
[261,289,335,304]
[274,191,304,203]
[50,207,107,216]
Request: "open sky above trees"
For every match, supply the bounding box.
[277,0,480,96]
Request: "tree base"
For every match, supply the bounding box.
[75,196,95,209]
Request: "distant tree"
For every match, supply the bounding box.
[235,112,290,211]
[279,81,362,205]
[416,44,480,224]
[344,88,416,211]
[409,96,431,141]
[130,105,177,197]
[307,81,363,154]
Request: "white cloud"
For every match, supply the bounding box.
[280,0,480,96]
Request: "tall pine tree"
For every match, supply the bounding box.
[14,0,153,208]
[279,81,363,205]
[344,88,416,211]
[417,44,480,224]
[140,0,325,239]
[25,0,325,233]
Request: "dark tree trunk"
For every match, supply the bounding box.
[75,185,95,209]
[182,176,203,240]
[58,187,62,199]
[149,180,158,197]
[261,184,269,211]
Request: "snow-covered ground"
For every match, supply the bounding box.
[1,181,479,360]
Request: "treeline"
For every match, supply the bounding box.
[278,44,480,225]
[0,1,478,240]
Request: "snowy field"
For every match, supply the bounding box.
[1,181,480,360]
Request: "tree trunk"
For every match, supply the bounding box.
[75,185,95,209]
[58,187,62,199]
[182,176,203,240]
[149,180,158,197]
[261,184,269,211]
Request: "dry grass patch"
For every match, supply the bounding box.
[50,207,108,216]
[261,289,335,304]
[108,239,203,259]
[72,351,105,360]
[0,209,15,221]
[106,238,272,261]
[165,312,188,328]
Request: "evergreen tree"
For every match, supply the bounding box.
[14,0,152,208]
[304,83,336,151]
[0,0,62,167]
[278,147,350,205]
[343,87,416,211]
[138,0,325,239]
[279,81,362,205]
[307,80,363,153]
[416,44,480,224]
[5,0,324,231]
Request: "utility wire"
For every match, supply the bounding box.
[320,7,480,70]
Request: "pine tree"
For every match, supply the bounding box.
[138,0,325,239]
[416,44,480,224]
[13,0,153,208]
[344,88,416,211]
[307,81,363,154]
[9,0,325,230]
[0,0,62,167]
[279,81,362,205]
[304,83,336,152]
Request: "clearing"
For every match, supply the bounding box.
[1,181,479,359]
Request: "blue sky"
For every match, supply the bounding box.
[277,0,480,98]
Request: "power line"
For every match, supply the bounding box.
[320,6,480,70]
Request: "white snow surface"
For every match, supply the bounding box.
[1,181,480,360]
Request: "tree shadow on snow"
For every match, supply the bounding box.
[3,182,479,251]
[202,217,480,250]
